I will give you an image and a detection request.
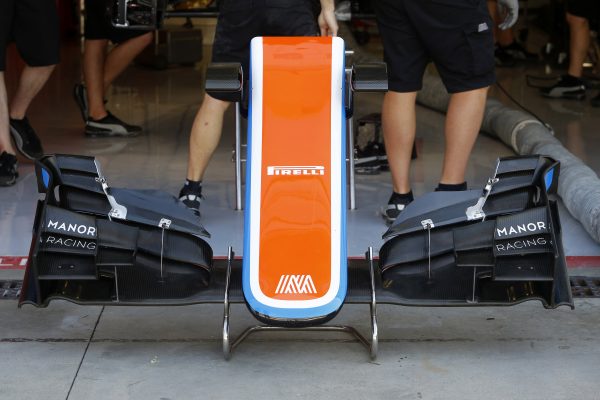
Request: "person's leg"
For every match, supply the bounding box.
[178,94,230,214]
[7,65,54,159]
[381,91,417,195]
[83,32,152,120]
[186,94,232,182]
[0,0,14,155]
[102,32,153,92]
[83,34,149,136]
[566,12,590,78]
[440,87,488,185]
[0,72,19,186]
[178,3,260,213]
[488,0,536,65]
[179,1,258,205]
[374,0,429,222]
[8,65,55,120]
[380,91,418,223]
[0,0,10,152]
[0,72,14,154]
[83,39,109,120]
[541,12,589,99]
[7,0,59,160]
[77,0,108,122]
[496,27,514,48]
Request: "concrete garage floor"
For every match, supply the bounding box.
[2,31,600,399]
[2,301,600,399]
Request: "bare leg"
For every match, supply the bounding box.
[440,87,489,185]
[83,39,109,120]
[8,65,55,120]
[0,72,15,154]
[381,91,417,194]
[84,34,152,120]
[186,94,231,181]
[102,32,153,91]
[496,25,514,47]
[487,0,499,42]
[566,12,590,78]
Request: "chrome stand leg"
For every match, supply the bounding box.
[348,116,356,210]
[366,246,378,360]
[427,225,431,280]
[113,266,119,302]
[344,66,356,211]
[468,267,478,304]
[234,102,243,211]
[222,246,234,360]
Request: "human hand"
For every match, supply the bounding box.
[497,0,519,30]
[318,9,338,36]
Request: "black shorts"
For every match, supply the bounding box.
[375,0,495,94]
[211,0,319,101]
[567,0,600,27]
[84,0,149,44]
[0,0,60,71]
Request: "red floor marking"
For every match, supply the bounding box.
[0,256,28,270]
[566,256,600,269]
[1,256,599,270]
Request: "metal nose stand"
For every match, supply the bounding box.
[222,247,378,361]
[221,44,387,360]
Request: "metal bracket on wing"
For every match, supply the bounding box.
[421,219,435,280]
[94,159,128,220]
[159,218,172,281]
[466,159,501,221]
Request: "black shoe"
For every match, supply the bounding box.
[381,191,413,225]
[500,41,538,62]
[0,151,18,186]
[540,75,586,100]
[494,45,516,68]
[179,183,203,216]
[355,139,391,175]
[591,93,600,108]
[179,192,203,217]
[354,141,381,175]
[9,117,44,160]
[382,202,407,225]
[73,83,88,122]
[85,112,142,137]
